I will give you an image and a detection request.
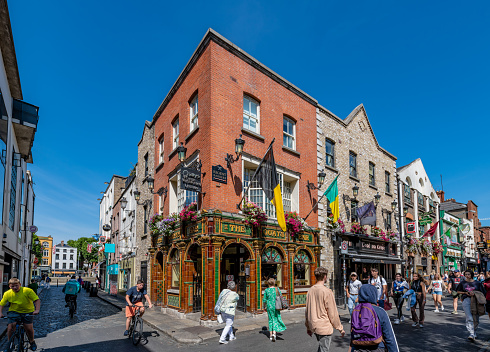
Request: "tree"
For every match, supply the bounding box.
[31,234,42,264]
[67,237,99,271]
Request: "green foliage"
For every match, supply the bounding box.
[31,234,42,263]
[67,237,99,269]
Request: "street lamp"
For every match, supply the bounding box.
[225,134,246,168]
[403,206,409,215]
[352,184,359,198]
[120,197,128,210]
[176,142,187,163]
[146,176,154,191]
[306,171,327,191]
[374,192,381,206]
[391,200,397,212]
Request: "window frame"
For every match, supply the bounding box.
[349,152,357,178]
[369,162,375,186]
[325,138,335,168]
[385,171,390,193]
[293,250,311,287]
[158,135,164,164]
[144,153,149,177]
[242,95,260,133]
[189,95,198,131]
[173,118,179,150]
[351,200,359,222]
[283,116,296,150]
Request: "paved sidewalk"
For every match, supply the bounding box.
[97,290,349,344]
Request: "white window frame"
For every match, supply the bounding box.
[283,116,296,150]
[243,96,260,133]
[159,194,164,215]
[169,154,200,213]
[173,119,179,150]
[190,95,198,131]
[159,135,164,164]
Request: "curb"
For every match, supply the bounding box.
[96,293,124,311]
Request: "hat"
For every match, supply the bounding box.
[454,269,460,273]
[350,272,357,277]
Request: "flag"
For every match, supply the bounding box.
[422,222,439,238]
[254,145,287,231]
[323,176,339,222]
[357,201,376,226]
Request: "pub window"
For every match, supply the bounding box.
[243,95,260,133]
[325,138,335,168]
[369,162,375,186]
[283,116,295,150]
[294,250,311,286]
[349,152,357,178]
[385,171,390,193]
[418,192,424,206]
[351,200,358,222]
[386,212,392,230]
[177,171,198,212]
[158,135,164,164]
[189,94,198,131]
[173,118,179,150]
[261,247,283,288]
[169,249,180,289]
[404,184,411,203]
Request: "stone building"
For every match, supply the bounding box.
[316,104,400,304]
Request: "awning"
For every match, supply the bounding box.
[348,254,405,265]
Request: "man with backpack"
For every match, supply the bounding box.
[350,284,399,352]
[62,275,81,313]
[305,267,345,352]
[45,275,51,289]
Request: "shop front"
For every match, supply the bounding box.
[148,210,320,321]
[466,257,478,272]
[119,257,135,293]
[443,247,462,272]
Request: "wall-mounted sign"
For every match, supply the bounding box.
[341,241,348,254]
[212,165,227,184]
[29,226,38,233]
[406,222,416,234]
[99,236,106,243]
[102,224,111,232]
[477,242,487,249]
[180,167,202,193]
[361,240,387,253]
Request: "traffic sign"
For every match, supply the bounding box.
[33,257,38,265]
[341,241,348,254]
[29,226,38,233]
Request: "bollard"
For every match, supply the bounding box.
[57,279,58,287]
[89,283,98,297]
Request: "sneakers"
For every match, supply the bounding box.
[30,341,37,351]
[272,333,276,342]
[434,309,440,312]
[400,316,405,322]
[419,324,424,328]
[441,305,445,311]
[468,335,475,342]
[219,340,228,344]
[348,319,351,324]
[123,330,129,336]
[229,336,236,341]
[451,310,458,314]
[412,322,419,327]
[394,319,400,325]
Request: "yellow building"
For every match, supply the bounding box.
[36,236,53,276]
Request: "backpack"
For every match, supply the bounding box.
[64,281,79,295]
[351,302,383,346]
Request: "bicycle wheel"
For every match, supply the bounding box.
[19,330,29,352]
[131,318,143,345]
[6,332,17,352]
[128,317,134,338]
[69,301,74,319]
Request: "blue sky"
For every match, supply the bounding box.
[7,1,490,243]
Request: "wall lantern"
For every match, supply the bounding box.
[352,184,359,198]
[374,192,381,206]
[120,197,128,210]
[307,171,327,191]
[391,200,397,212]
[146,176,155,191]
[403,206,409,215]
[134,189,141,201]
[225,134,245,168]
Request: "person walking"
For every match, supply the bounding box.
[456,270,486,341]
[305,267,345,352]
[429,273,446,312]
[410,273,427,328]
[27,279,39,294]
[368,268,387,308]
[483,271,490,319]
[350,284,399,352]
[263,278,286,342]
[346,272,362,321]
[360,267,369,285]
[390,273,408,324]
[448,270,463,314]
[216,281,239,344]
[45,275,51,289]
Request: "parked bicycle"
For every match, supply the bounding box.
[127,305,148,345]
[2,315,33,352]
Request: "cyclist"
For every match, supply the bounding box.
[124,280,153,336]
[62,275,81,313]
[0,277,40,351]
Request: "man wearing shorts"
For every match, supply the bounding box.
[124,280,153,336]
[0,278,41,351]
[448,270,463,314]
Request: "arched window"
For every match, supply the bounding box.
[42,242,49,248]
[294,250,311,286]
[169,249,180,289]
[419,178,424,187]
[261,247,283,288]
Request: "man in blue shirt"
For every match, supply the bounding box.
[62,275,81,313]
[124,280,153,336]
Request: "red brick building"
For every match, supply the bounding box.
[147,29,322,322]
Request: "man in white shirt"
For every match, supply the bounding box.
[369,268,387,308]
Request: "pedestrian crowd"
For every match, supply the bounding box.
[212,267,490,350]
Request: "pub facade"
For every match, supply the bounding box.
[145,29,321,321]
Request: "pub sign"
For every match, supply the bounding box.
[212,165,227,184]
[181,167,202,193]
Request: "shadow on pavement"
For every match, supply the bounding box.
[37,338,158,352]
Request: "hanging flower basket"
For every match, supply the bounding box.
[179,202,198,223]
[285,211,305,240]
[432,240,443,255]
[350,222,366,235]
[419,238,433,255]
[405,235,419,254]
[242,201,268,229]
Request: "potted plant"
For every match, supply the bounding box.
[350,222,367,235]
[179,202,198,223]
[432,240,443,255]
[419,238,432,256]
[405,235,419,255]
[149,213,163,247]
[242,201,268,236]
[285,211,305,240]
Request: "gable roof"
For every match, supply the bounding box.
[397,158,421,173]
[0,0,22,100]
[137,120,152,146]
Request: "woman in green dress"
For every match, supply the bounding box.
[263,278,286,341]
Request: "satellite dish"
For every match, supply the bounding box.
[460,223,470,235]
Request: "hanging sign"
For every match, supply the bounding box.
[212,165,227,184]
[477,242,487,249]
[406,222,416,234]
[180,167,202,193]
[29,226,38,233]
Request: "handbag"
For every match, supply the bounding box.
[275,287,289,310]
[384,299,392,311]
[217,314,224,324]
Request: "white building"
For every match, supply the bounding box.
[52,241,78,275]
[0,2,38,292]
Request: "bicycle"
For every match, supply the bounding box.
[127,305,149,345]
[66,295,77,318]
[2,314,33,352]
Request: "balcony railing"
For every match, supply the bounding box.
[12,99,39,127]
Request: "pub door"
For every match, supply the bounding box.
[189,245,202,313]
[221,244,250,312]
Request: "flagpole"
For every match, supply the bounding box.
[236,138,275,210]
[303,193,326,222]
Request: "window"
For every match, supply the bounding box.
[369,162,375,186]
[144,153,148,177]
[172,118,179,149]
[404,184,411,203]
[169,249,180,288]
[19,171,24,233]
[386,212,392,230]
[349,152,357,178]
[69,263,73,269]
[243,167,295,218]
[190,95,198,130]
[418,192,424,206]
[429,199,435,212]
[351,201,358,222]
[243,96,259,133]
[283,116,295,149]
[55,254,59,260]
[63,263,66,269]
[325,139,335,168]
[9,148,18,230]
[70,255,73,260]
[42,259,48,265]
[419,223,425,236]
[261,247,283,288]
[158,136,164,164]
[70,249,74,253]
[55,263,59,269]
[43,250,49,257]
[42,242,49,248]
[385,172,390,193]
[177,172,197,212]
[144,205,148,234]
[293,250,311,286]
[63,254,66,260]
[0,137,5,225]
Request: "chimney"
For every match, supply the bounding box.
[436,190,445,202]
[61,240,64,247]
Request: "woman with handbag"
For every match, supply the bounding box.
[216,281,239,344]
[263,278,286,342]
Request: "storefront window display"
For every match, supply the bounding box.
[294,250,311,286]
[261,247,283,288]
[169,249,180,288]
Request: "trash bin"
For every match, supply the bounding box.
[89,284,98,297]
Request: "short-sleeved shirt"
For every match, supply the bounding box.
[348,280,362,295]
[0,287,39,313]
[456,280,484,301]
[369,276,387,300]
[432,280,443,292]
[393,280,409,293]
[449,276,463,291]
[126,286,147,306]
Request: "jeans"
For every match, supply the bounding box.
[462,298,479,336]
[219,313,235,342]
[410,294,425,324]
[394,292,404,319]
[315,333,332,352]
[347,295,358,315]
